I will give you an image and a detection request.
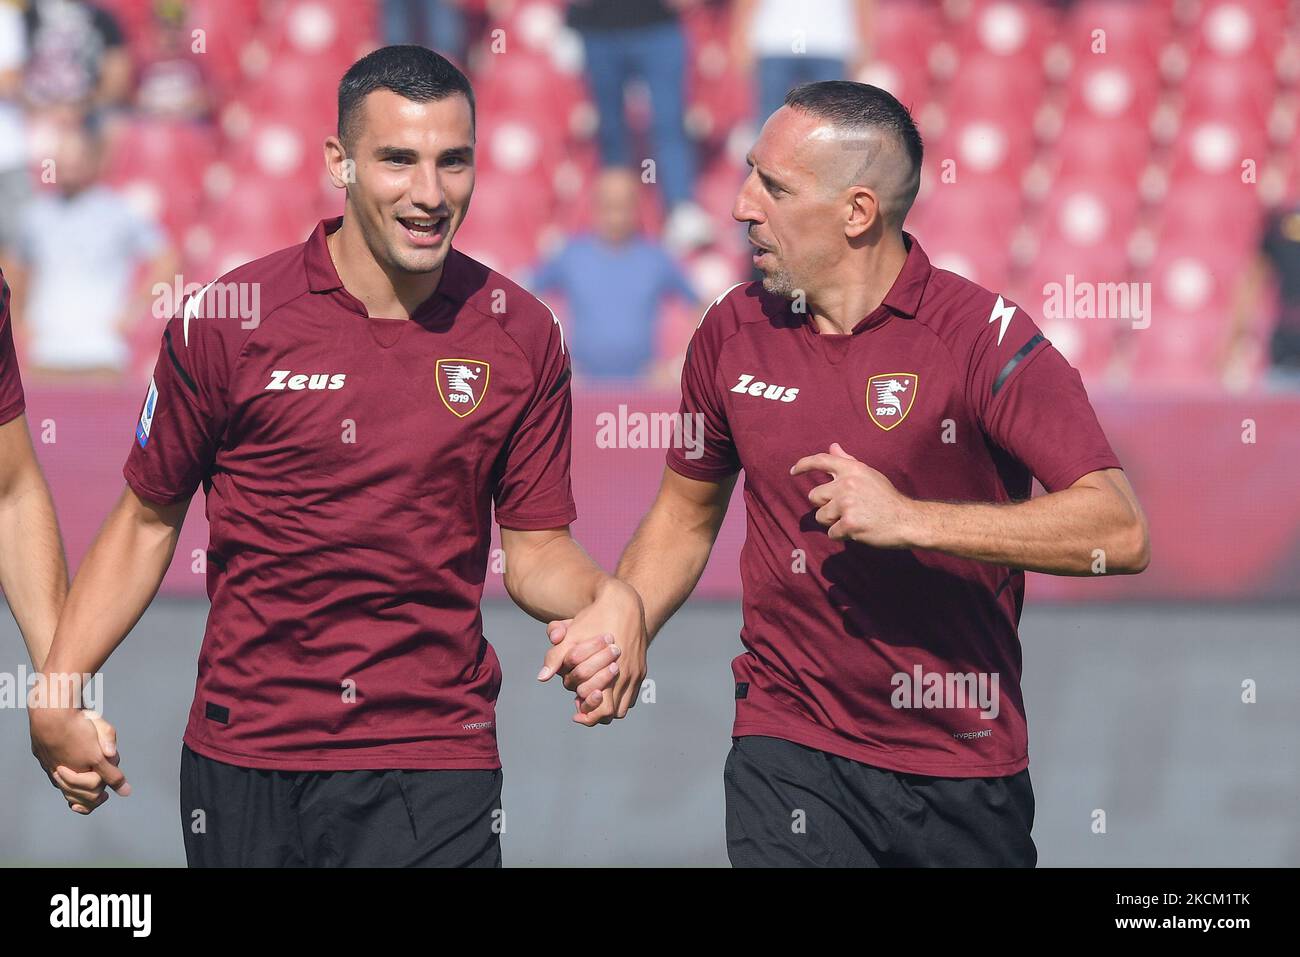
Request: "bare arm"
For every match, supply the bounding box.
[0,413,68,668]
[500,525,619,624]
[40,485,188,681]
[505,525,646,718]
[29,484,187,813]
[616,466,737,639]
[907,469,1149,574]
[795,445,1150,576]
[540,466,736,726]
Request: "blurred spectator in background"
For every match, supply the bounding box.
[529,166,701,384]
[134,0,208,120]
[383,0,467,67]
[20,0,129,119]
[8,112,175,380]
[568,0,713,254]
[0,0,31,274]
[732,0,874,122]
[1231,199,1300,390]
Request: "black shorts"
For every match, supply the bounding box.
[723,735,1036,867]
[179,743,503,867]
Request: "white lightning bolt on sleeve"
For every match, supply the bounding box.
[988,295,1016,347]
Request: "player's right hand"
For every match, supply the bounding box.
[29,707,130,814]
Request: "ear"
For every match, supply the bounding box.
[324,136,352,190]
[845,184,882,239]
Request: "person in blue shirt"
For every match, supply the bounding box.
[529,167,702,382]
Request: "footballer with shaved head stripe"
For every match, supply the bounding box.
[544,81,1150,867]
[29,46,643,867]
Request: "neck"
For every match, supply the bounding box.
[806,231,909,336]
[326,215,444,320]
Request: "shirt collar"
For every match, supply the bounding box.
[880,231,932,320]
[831,231,932,335]
[303,216,478,315]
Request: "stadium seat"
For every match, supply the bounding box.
[1063,0,1173,64]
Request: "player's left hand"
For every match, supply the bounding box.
[790,443,919,548]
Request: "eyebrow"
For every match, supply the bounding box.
[374,145,475,162]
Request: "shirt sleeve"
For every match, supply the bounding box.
[122,300,230,505]
[492,310,578,529]
[967,297,1121,493]
[666,293,740,481]
[0,272,25,426]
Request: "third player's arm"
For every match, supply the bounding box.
[0,413,68,669]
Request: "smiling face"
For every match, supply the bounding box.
[329,88,475,278]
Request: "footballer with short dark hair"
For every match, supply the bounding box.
[30,45,643,867]
[546,80,1150,867]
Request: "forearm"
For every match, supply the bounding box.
[504,533,611,623]
[0,473,68,669]
[617,501,719,640]
[906,485,1146,576]
[41,495,182,682]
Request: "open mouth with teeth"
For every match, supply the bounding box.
[397,215,448,244]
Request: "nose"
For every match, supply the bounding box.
[408,159,445,212]
[732,170,762,226]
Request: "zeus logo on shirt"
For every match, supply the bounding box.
[730,373,799,403]
[264,370,347,391]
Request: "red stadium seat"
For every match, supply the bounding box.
[1063,0,1173,64]
[1188,0,1288,64]
[1061,57,1161,125]
[953,0,1059,74]
[180,0,266,101]
[229,55,343,144]
[1164,119,1268,186]
[872,0,948,73]
[1152,183,1264,258]
[931,115,1036,187]
[909,178,1021,290]
[1050,115,1151,185]
[258,0,379,73]
[1128,248,1237,386]
[101,119,218,240]
[945,52,1046,121]
[1178,59,1278,131]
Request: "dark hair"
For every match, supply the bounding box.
[337,45,476,148]
[784,81,922,172]
[783,80,923,219]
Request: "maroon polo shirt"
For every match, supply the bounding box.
[125,217,576,770]
[0,271,24,426]
[668,234,1121,777]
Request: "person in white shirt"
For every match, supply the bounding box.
[10,113,176,379]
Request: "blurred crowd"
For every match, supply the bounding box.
[0,0,1298,390]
